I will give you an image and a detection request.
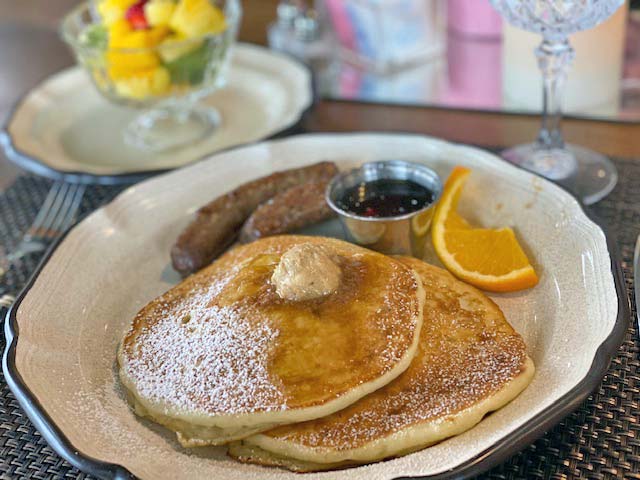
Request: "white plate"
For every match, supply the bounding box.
[1,43,312,184]
[3,133,628,480]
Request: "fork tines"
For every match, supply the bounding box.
[26,181,85,241]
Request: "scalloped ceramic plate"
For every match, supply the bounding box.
[3,134,628,480]
[0,43,312,184]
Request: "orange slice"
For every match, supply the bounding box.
[432,166,538,292]
[411,208,434,236]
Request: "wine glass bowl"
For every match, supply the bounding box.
[489,0,625,204]
[491,0,624,38]
[61,0,241,152]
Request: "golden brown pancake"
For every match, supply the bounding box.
[118,236,424,446]
[229,257,534,471]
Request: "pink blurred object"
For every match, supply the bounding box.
[440,31,502,108]
[324,0,356,51]
[447,0,502,38]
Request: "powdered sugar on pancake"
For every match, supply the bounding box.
[119,236,423,420]
[123,298,286,414]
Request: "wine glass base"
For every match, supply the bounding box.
[501,143,617,205]
[124,105,221,153]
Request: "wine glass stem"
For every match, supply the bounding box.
[535,38,575,150]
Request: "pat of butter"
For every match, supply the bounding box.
[271,243,341,301]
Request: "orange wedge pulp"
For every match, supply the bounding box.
[431,166,538,293]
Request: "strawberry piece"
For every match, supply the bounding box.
[125,0,150,30]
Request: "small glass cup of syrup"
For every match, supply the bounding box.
[326,160,442,258]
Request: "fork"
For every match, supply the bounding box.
[5,181,85,264]
[0,181,85,313]
[0,293,13,309]
[634,234,640,333]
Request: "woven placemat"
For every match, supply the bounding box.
[0,158,637,480]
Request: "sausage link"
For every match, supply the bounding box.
[239,180,336,243]
[171,161,338,276]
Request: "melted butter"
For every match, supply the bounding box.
[271,244,342,302]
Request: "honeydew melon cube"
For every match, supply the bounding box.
[158,34,202,63]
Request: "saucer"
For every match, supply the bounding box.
[1,43,313,184]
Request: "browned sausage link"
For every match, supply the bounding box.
[239,180,336,244]
[171,161,339,276]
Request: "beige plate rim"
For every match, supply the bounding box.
[0,43,313,185]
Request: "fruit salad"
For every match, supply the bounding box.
[78,0,231,102]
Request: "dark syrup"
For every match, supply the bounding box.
[337,179,434,217]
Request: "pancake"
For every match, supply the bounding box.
[118,236,425,446]
[229,257,535,471]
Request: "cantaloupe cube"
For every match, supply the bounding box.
[107,49,160,79]
[107,19,133,46]
[109,24,168,49]
[107,23,168,81]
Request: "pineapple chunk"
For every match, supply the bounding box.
[169,0,226,38]
[97,0,138,26]
[144,0,176,27]
[114,66,171,100]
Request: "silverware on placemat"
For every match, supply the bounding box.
[634,234,640,330]
[0,294,14,309]
[0,294,15,322]
[0,181,85,278]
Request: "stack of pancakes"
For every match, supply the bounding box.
[118,235,534,472]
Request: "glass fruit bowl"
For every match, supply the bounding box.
[61,0,241,151]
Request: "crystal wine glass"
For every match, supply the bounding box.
[489,0,625,205]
